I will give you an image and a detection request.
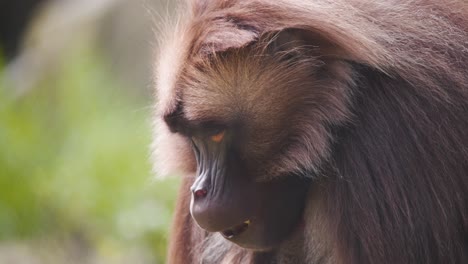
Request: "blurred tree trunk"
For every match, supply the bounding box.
[0,1,46,60]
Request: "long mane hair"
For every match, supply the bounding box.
[154,1,468,263]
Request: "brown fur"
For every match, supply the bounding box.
[153,0,468,263]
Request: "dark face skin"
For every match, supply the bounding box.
[187,124,310,250]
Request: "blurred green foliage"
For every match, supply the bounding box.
[0,44,179,263]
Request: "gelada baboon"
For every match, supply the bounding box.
[152,0,468,263]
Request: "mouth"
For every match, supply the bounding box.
[221,220,251,239]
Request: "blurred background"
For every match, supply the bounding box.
[0,0,180,263]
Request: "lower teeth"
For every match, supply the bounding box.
[222,220,250,238]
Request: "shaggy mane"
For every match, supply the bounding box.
[154,1,468,263]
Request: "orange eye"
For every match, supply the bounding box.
[210,130,225,142]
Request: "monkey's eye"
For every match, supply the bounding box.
[192,123,227,143]
[210,129,226,143]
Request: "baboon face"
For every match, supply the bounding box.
[161,39,345,249]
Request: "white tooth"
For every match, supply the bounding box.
[244,220,251,225]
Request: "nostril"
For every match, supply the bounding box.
[193,188,208,198]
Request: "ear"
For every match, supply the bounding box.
[189,1,258,54]
[195,16,259,55]
[201,22,258,54]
